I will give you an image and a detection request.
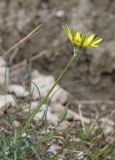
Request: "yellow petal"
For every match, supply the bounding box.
[74,32,81,44]
[90,44,99,47]
[63,26,73,42]
[67,28,73,41]
[83,38,88,47]
[90,38,103,46]
[87,34,95,44]
[78,35,86,47]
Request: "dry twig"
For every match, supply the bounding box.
[3,24,43,58]
[10,51,47,71]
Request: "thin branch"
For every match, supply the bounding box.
[3,24,43,58]
[9,51,47,71]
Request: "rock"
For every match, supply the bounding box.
[31,70,69,103]
[23,102,58,125]
[0,56,6,66]
[0,94,15,111]
[31,70,40,79]
[77,152,85,160]
[66,110,90,123]
[25,103,58,125]
[8,84,29,97]
[50,85,69,104]
[24,102,51,113]
[31,71,54,99]
[55,10,64,18]
[29,101,39,111]
[57,121,70,130]
[104,125,114,135]
[50,102,63,113]
[14,120,21,127]
[51,102,90,123]
[100,118,114,135]
[24,101,72,126]
[34,110,58,125]
[48,144,60,155]
[101,118,114,126]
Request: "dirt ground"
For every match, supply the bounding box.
[1,0,115,101]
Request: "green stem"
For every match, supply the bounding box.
[22,51,78,132]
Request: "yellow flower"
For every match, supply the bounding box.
[63,26,103,48]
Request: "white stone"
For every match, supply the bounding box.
[51,102,63,113]
[31,69,39,79]
[104,125,114,135]
[56,121,69,130]
[48,144,60,154]
[56,10,64,18]
[24,102,51,113]
[66,110,90,123]
[31,73,54,99]
[0,56,6,66]
[8,84,29,97]
[77,152,85,160]
[51,103,90,123]
[0,94,15,111]
[31,70,69,103]
[34,107,58,125]
[49,85,69,104]
[14,120,21,127]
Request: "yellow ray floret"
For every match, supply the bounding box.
[63,26,103,48]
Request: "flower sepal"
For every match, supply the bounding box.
[73,47,80,55]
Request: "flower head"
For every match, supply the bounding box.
[63,26,103,48]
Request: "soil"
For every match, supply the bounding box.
[1,0,115,101]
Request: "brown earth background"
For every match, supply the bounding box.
[0,0,115,100]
